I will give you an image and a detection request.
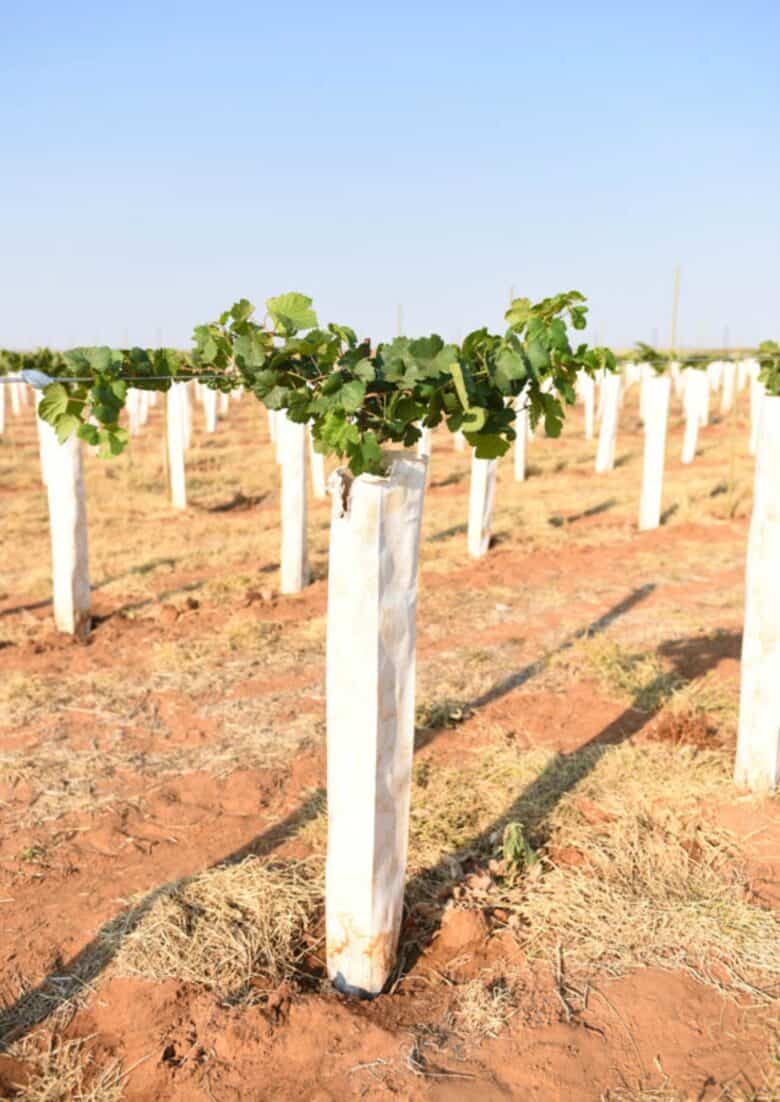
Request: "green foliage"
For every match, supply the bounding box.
[22,345,196,458]
[502,821,538,881]
[195,290,614,474]
[631,342,671,375]
[265,292,317,335]
[757,340,780,397]
[5,290,615,476]
[628,343,718,375]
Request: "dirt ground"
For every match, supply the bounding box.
[1,381,779,1101]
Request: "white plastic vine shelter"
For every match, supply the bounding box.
[734,397,780,791]
[325,452,427,995]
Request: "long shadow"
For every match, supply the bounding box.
[414,584,654,753]
[470,583,654,711]
[0,558,179,619]
[200,491,269,514]
[400,630,739,975]
[548,498,618,528]
[429,472,465,490]
[429,522,468,544]
[0,585,656,1045]
[98,581,206,622]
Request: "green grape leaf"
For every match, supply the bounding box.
[234,330,267,370]
[339,380,366,411]
[98,426,129,458]
[230,299,255,325]
[38,383,70,423]
[468,433,510,459]
[505,297,532,330]
[55,413,82,443]
[266,292,317,335]
[78,423,100,446]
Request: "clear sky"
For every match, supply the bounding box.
[1,0,777,350]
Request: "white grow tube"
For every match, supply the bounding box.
[44,427,91,638]
[468,453,497,558]
[595,372,621,473]
[325,451,427,996]
[734,397,780,791]
[166,384,187,509]
[203,387,218,433]
[279,414,310,594]
[681,370,708,465]
[638,373,671,531]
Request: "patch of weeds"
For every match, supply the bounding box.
[224,618,283,653]
[407,742,591,879]
[416,699,473,731]
[17,844,48,865]
[502,822,538,880]
[577,637,682,712]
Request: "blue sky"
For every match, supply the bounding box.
[1,1,777,349]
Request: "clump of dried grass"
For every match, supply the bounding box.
[450,970,517,1039]
[111,857,321,999]
[223,618,283,654]
[8,1036,124,1102]
[667,672,739,732]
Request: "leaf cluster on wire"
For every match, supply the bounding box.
[0,346,205,458]
[626,343,716,375]
[625,343,772,378]
[193,291,615,475]
[2,291,616,475]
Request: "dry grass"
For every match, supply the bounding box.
[0,670,148,730]
[601,1032,780,1100]
[406,731,780,1003]
[519,743,780,1002]
[547,635,681,712]
[408,744,564,872]
[0,721,304,827]
[543,634,739,734]
[604,1061,780,1102]
[111,857,321,999]
[7,1036,124,1102]
[667,672,739,732]
[450,969,518,1039]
